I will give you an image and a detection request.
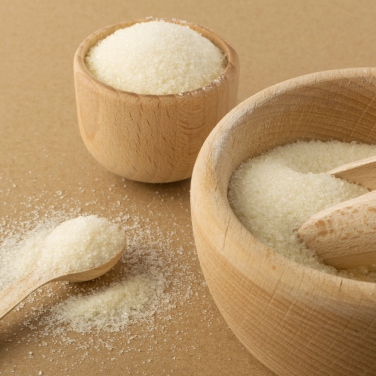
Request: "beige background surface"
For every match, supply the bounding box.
[1,0,376,375]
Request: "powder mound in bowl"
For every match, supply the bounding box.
[40,215,125,274]
[85,20,227,95]
[228,140,376,282]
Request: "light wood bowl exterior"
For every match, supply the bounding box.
[191,68,376,376]
[74,19,239,183]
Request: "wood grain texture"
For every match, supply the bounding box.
[327,156,376,190]
[74,18,239,183]
[0,246,124,320]
[298,190,376,269]
[191,67,376,376]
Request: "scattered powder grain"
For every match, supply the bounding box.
[85,20,227,95]
[228,140,376,281]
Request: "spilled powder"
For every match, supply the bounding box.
[0,212,182,334]
[48,273,164,333]
[85,20,227,95]
[0,224,51,290]
[0,161,223,374]
[228,140,376,282]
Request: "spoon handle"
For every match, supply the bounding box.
[327,156,376,190]
[0,271,48,320]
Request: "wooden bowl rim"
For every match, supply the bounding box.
[193,66,376,295]
[74,17,238,98]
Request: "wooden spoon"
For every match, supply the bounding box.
[298,156,376,269]
[0,244,125,320]
[327,156,376,190]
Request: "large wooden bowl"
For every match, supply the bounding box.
[74,18,239,183]
[191,68,376,376]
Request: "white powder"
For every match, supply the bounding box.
[47,272,165,333]
[39,215,125,275]
[0,208,192,335]
[85,20,227,95]
[0,216,125,285]
[0,225,52,289]
[228,140,376,281]
[0,179,203,369]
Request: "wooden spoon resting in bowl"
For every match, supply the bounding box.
[327,156,376,190]
[298,156,376,269]
[0,244,125,320]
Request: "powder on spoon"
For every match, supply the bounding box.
[85,20,227,95]
[39,215,125,274]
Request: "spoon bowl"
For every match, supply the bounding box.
[298,191,376,269]
[52,244,125,282]
[298,156,376,269]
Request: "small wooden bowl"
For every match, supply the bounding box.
[191,68,376,376]
[74,18,239,183]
